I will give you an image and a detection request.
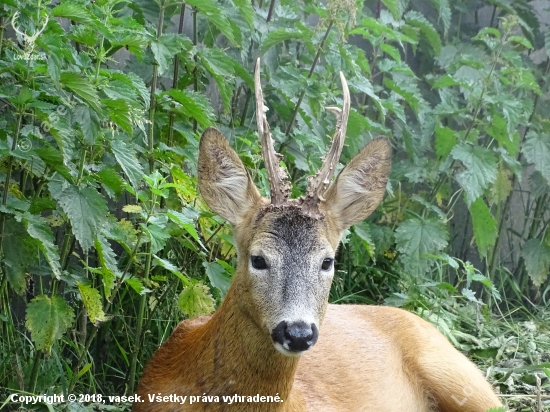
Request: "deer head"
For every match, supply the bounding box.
[198,59,391,357]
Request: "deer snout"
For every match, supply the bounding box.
[271,320,319,354]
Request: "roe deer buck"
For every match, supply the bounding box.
[133,59,503,412]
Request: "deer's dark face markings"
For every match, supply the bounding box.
[241,209,335,356]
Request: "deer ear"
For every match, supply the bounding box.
[198,127,262,225]
[322,136,391,231]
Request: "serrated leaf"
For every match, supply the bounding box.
[178,282,215,317]
[122,205,142,213]
[232,0,254,29]
[25,295,74,353]
[429,0,451,36]
[78,284,109,325]
[199,48,236,113]
[167,210,206,250]
[60,72,101,114]
[203,261,232,298]
[4,218,34,294]
[405,11,442,54]
[52,3,95,25]
[20,213,62,279]
[96,168,126,198]
[395,218,448,273]
[151,33,191,76]
[153,255,190,286]
[260,28,308,54]
[487,114,519,157]
[95,235,120,299]
[57,185,109,252]
[451,144,497,205]
[521,239,550,287]
[74,105,101,145]
[34,146,74,183]
[103,99,133,135]
[184,0,238,46]
[110,139,144,191]
[125,278,150,295]
[381,0,402,20]
[434,125,457,158]
[469,198,497,258]
[167,89,214,128]
[142,224,170,254]
[490,167,512,204]
[523,131,550,182]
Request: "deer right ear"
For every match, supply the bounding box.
[198,127,262,225]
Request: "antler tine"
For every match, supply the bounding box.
[302,72,351,218]
[254,58,291,207]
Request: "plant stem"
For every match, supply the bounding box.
[148,1,166,174]
[127,244,153,394]
[28,349,43,393]
[266,0,276,22]
[0,111,24,261]
[284,20,333,137]
[167,4,186,147]
[192,7,198,132]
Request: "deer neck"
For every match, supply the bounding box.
[197,286,300,400]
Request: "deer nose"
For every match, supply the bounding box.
[271,321,319,353]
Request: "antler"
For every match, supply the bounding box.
[302,72,350,218]
[255,58,291,207]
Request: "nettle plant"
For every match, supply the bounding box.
[0,0,548,405]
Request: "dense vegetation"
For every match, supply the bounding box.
[0,0,548,410]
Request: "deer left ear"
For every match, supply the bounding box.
[322,136,392,231]
[198,127,262,225]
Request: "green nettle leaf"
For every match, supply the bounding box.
[405,11,442,55]
[203,261,232,298]
[200,48,236,112]
[232,0,254,29]
[60,72,101,114]
[167,89,214,128]
[434,125,457,158]
[153,255,190,286]
[103,99,133,135]
[20,213,62,279]
[96,168,126,198]
[110,139,145,191]
[4,219,35,294]
[395,218,448,273]
[142,224,170,254]
[25,295,75,353]
[78,284,109,325]
[57,185,109,252]
[95,235,120,299]
[521,239,550,287]
[523,131,550,182]
[260,28,308,54]
[381,0,402,20]
[73,105,101,145]
[184,0,238,46]
[125,278,150,295]
[178,282,216,318]
[469,198,497,259]
[490,167,512,204]
[487,114,519,157]
[167,210,206,250]
[451,144,497,205]
[52,3,95,25]
[429,0,451,36]
[150,33,191,76]
[34,146,74,183]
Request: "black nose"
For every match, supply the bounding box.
[271,321,319,352]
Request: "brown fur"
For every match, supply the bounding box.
[134,128,502,412]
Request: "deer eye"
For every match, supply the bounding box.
[321,258,334,271]
[251,255,268,270]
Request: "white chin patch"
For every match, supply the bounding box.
[273,342,306,357]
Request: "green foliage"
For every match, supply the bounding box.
[25,295,75,353]
[0,0,548,408]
